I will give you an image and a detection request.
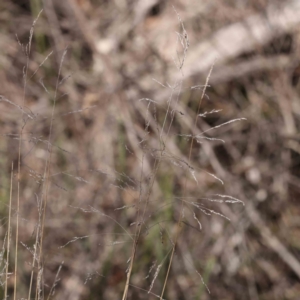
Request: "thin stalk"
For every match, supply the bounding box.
[159,64,214,299]
[122,77,181,299]
[5,162,13,299]
[14,11,44,300]
[122,156,161,300]
[122,74,183,299]
[122,62,187,300]
[35,47,67,300]
[14,33,31,300]
[14,132,21,300]
[28,194,42,300]
[14,11,43,300]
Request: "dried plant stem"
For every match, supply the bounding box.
[13,10,44,300]
[122,80,181,299]
[14,128,22,300]
[160,63,214,299]
[14,37,29,300]
[122,156,161,300]
[47,261,63,300]
[35,48,67,299]
[5,162,13,299]
[28,196,42,300]
[123,51,187,300]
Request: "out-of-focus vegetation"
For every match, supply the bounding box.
[1,0,300,299]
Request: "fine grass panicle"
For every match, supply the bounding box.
[0,5,248,300]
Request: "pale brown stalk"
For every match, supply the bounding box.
[122,9,189,298]
[14,10,44,300]
[122,155,162,300]
[35,47,68,300]
[14,9,43,297]
[28,194,42,300]
[5,162,13,300]
[160,63,214,299]
[122,79,181,300]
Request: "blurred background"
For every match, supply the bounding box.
[1,0,300,299]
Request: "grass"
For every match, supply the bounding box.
[0,5,249,300]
